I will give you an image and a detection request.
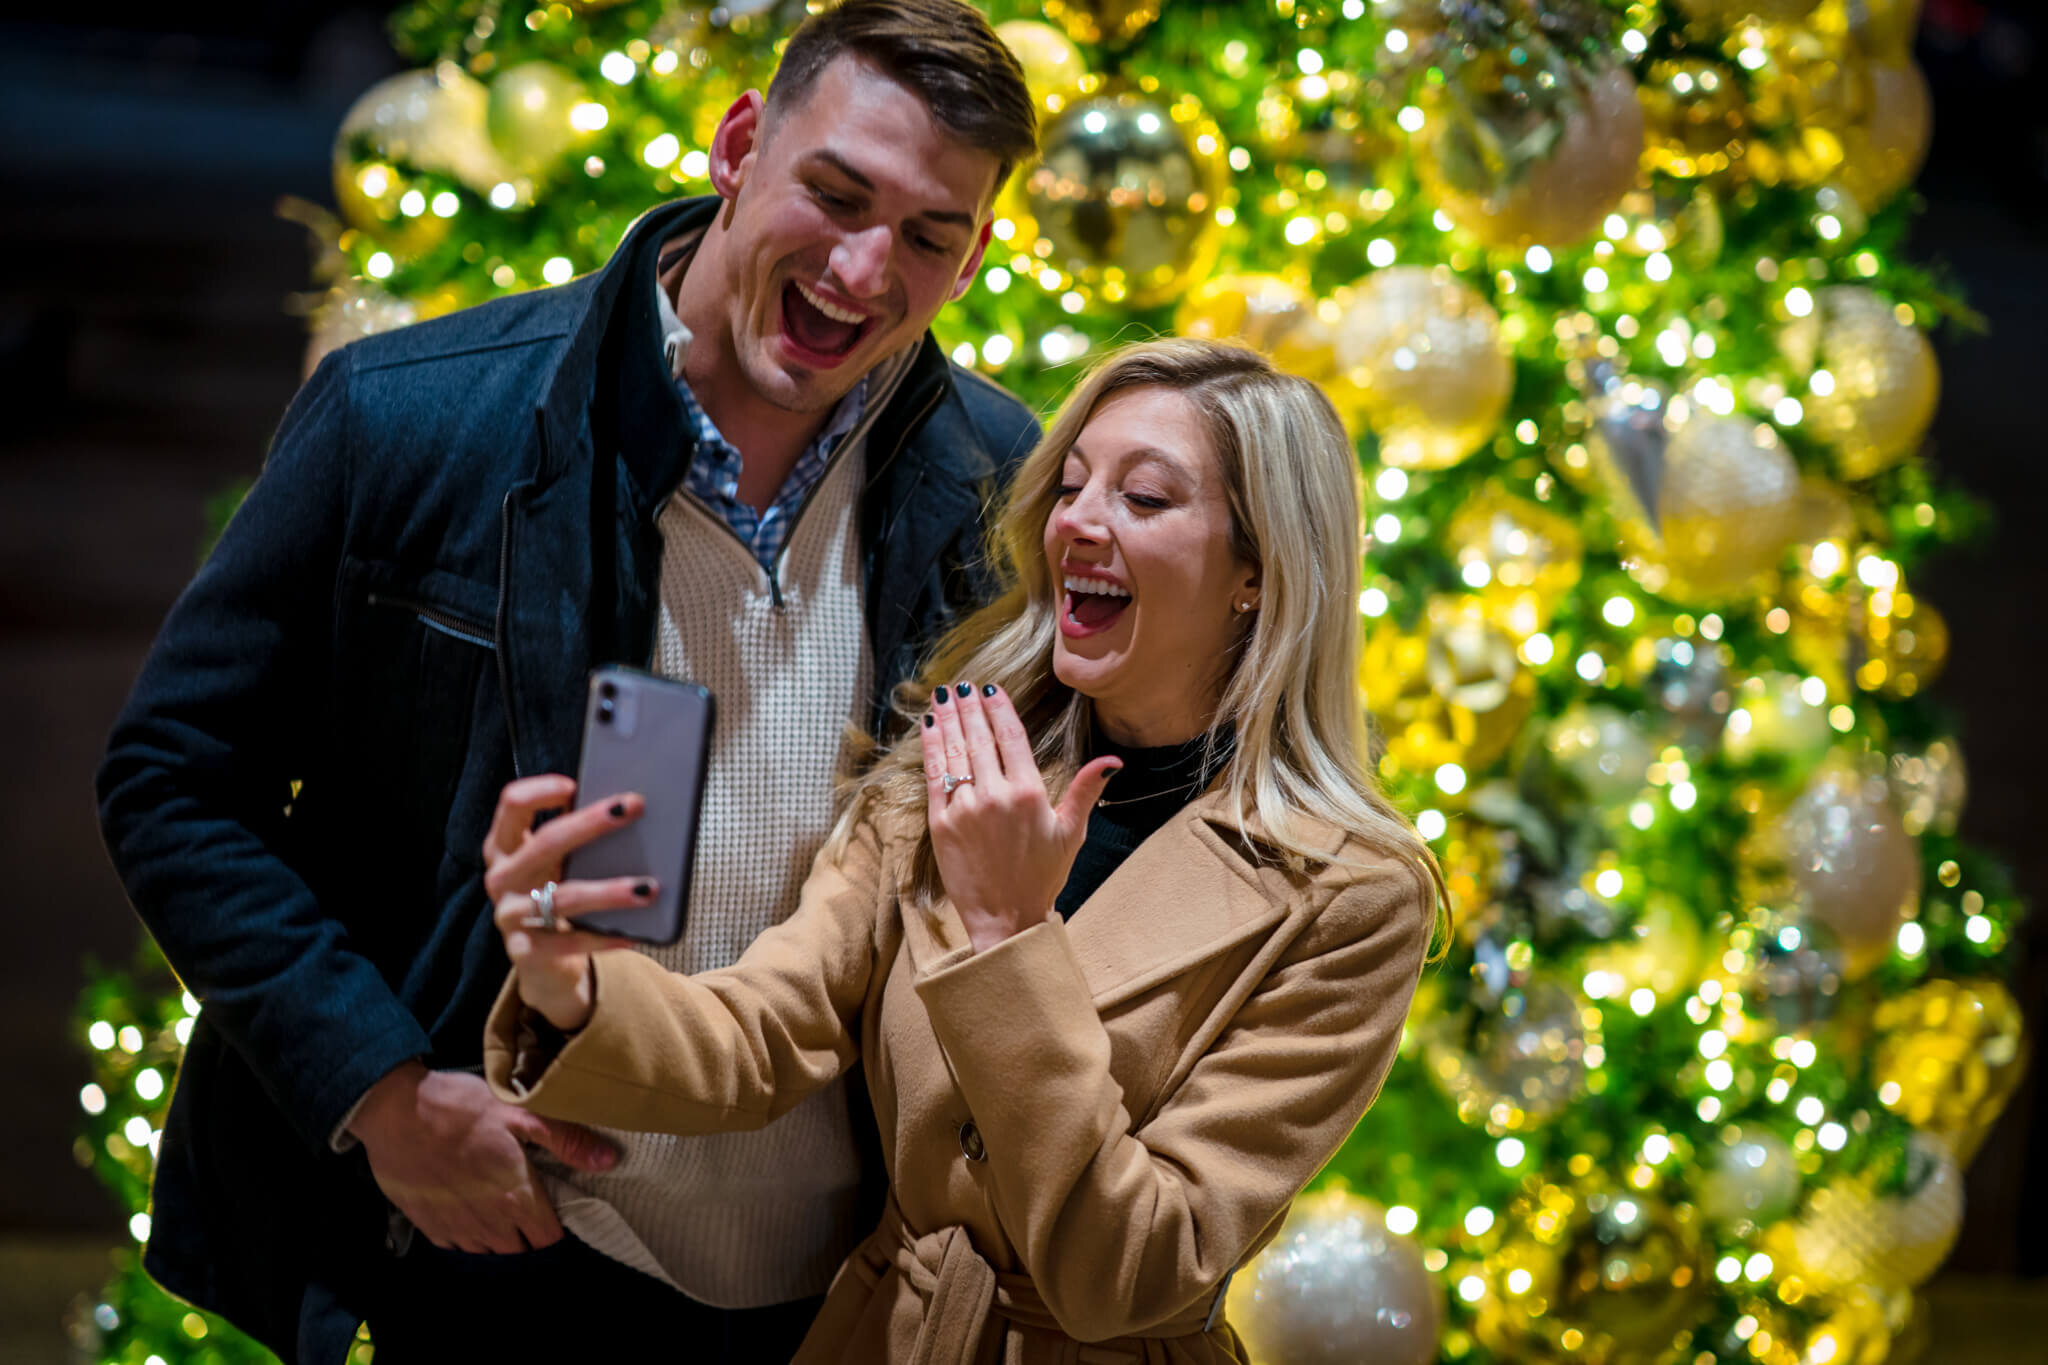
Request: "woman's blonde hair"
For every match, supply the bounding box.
[840,336,1448,957]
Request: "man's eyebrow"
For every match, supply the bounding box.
[805,149,978,231]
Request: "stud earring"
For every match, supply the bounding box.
[1234,601,1253,613]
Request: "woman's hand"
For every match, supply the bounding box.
[920,684,1121,953]
[482,774,656,1032]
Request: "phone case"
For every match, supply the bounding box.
[561,666,715,945]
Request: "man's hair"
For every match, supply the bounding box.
[767,0,1038,191]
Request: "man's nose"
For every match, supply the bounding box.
[830,225,893,299]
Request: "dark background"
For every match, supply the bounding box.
[1,0,2042,1277]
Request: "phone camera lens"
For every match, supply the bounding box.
[597,698,616,724]
[598,680,619,701]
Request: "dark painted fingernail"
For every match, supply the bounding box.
[955,681,972,698]
[633,881,654,899]
[982,684,997,697]
[609,802,627,819]
[934,686,949,705]
[923,712,935,728]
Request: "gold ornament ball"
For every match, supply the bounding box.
[1333,267,1511,470]
[1579,893,1706,1002]
[1229,1190,1444,1365]
[1723,672,1833,764]
[1788,1132,1963,1294]
[1639,58,1749,180]
[1888,739,1966,837]
[1836,61,1932,210]
[1698,1127,1802,1231]
[1447,492,1584,636]
[1776,760,1919,979]
[1039,0,1160,46]
[1360,609,1534,773]
[1420,61,1645,249]
[1674,0,1820,22]
[487,61,597,175]
[1659,414,1804,597]
[1480,1185,1710,1363]
[1860,593,1948,698]
[1547,705,1655,803]
[335,65,512,196]
[331,160,452,256]
[995,20,1088,115]
[1873,978,2027,1164]
[1021,89,1226,308]
[1174,274,1339,386]
[1785,289,1939,479]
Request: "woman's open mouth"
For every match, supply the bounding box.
[780,281,873,366]
[1061,574,1131,638]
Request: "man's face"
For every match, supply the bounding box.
[712,56,1000,416]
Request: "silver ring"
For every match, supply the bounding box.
[525,880,558,931]
[941,773,973,796]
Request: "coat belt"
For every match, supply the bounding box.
[864,1199,1224,1365]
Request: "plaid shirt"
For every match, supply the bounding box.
[675,374,869,572]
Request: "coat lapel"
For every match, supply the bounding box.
[1064,797,1291,1013]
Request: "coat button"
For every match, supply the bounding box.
[958,1120,986,1162]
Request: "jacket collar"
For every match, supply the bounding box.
[909,792,1348,1014]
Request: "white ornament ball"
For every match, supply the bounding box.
[1229,1189,1443,1365]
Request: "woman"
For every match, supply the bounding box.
[479,338,1447,1363]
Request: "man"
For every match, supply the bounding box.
[95,3,1038,1360]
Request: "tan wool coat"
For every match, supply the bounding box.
[484,790,1429,1364]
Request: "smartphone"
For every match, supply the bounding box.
[560,666,715,945]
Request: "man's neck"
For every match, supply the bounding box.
[671,230,826,515]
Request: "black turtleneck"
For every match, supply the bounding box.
[1053,726,1233,920]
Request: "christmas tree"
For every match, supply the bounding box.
[76,1,2030,1362]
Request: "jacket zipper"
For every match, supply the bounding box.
[497,487,526,779]
[364,592,496,649]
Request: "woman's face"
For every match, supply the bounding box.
[1043,386,1260,747]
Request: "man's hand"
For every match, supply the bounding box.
[347,1061,618,1254]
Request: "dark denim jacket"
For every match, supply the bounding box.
[95,196,1037,1364]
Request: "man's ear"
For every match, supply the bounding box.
[947,219,996,303]
[708,90,766,207]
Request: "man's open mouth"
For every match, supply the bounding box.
[781,281,872,362]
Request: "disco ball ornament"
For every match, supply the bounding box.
[1776,761,1919,978]
[334,65,514,196]
[1887,739,1966,837]
[1722,672,1832,764]
[487,61,597,176]
[1418,58,1645,249]
[1333,266,1512,470]
[1743,913,1847,1033]
[1039,0,1160,46]
[1021,88,1227,307]
[1424,980,1587,1133]
[1229,1189,1443,1365]
[995,19,1088,115]
[1546,705,1655,803]
[1787,1132,1963,1294]
[1643,637,1732,750]
[1446,492,1585,636]
[1699,1128,1802,1231]
[1782,286,1939,479]
[1873,978,2028,1164]
[1479,1185,1710,1365]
